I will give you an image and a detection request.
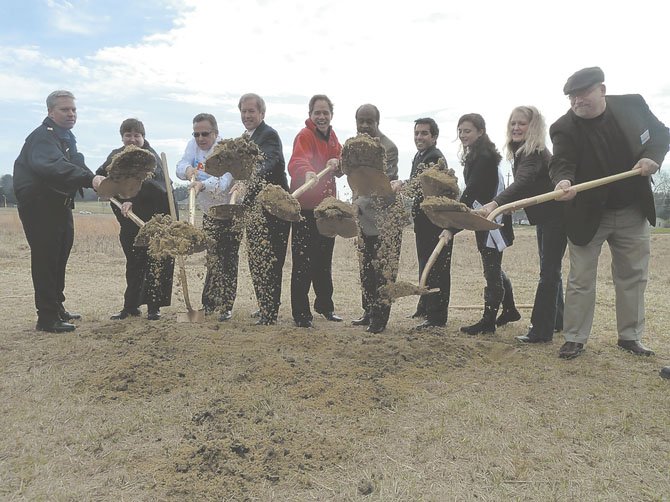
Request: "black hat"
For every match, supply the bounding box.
[563,67,605,95]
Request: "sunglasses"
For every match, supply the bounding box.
[192,131,213,138]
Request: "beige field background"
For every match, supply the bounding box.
[1,203,669,501]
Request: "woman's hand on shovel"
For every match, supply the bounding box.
[477,201,498,217]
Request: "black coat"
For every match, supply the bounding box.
[494,148,562,225]
[410,145,446,224]
[13,117,95,207]
[460,148,514,250]
[549,94,670,245]
[247,121,289,202]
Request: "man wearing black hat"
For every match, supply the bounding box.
[549,67,670,359]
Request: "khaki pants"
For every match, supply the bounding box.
[563,206,650,344]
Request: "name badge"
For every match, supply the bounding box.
[640,129,650,145]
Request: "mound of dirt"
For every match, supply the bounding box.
[341,133,386,175]
[257,184,302,222]
[135,214,210,259]
[314,197,358,238]
[419,166,460,198]
[205,136,264,179]
[420,196,469,213]
[105,144,156,182]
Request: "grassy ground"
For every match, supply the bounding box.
[1,207,668,501]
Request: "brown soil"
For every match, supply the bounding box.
[314,197,358,238]
[136,214,210,258]
[205,136,264,179]
[419,165,460,198]
[340,133,386,175]
[2,208,670,501]
[379,280,429,301]
[257,184,301,222]
[105,144,156,182]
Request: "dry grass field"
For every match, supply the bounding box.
[1,204,669,501]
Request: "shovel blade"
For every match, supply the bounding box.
[177,309,206,323]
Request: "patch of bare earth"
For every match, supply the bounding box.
[0,207,669,501]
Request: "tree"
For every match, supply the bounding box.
[653,170,670,222]
[0,174,16,206]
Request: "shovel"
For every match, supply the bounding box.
[258,164,335,222]
[161,152,205,323]
[208,189,245,220]
[432,168,644,231]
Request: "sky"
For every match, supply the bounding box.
[2,0,669,199]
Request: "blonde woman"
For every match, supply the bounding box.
[479,106,566,343]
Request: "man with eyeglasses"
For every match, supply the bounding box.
[177,113,240,322]
[549,67,669,360]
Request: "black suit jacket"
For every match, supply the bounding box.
[410,145,446,223]
[549,94,670,245]
[250,121,289,192]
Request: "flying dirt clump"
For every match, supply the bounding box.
[419,164,460,198]
[104,144,156,182]
[205,136,264,179]
[314,197,358,238]
[135,214,210,259]
[256,184,302,222]
[341,133,387,175]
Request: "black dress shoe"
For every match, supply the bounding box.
[617,340,654,356]
[408,310,426,319]
[660,366,670,380]
[147,309,161,321]
[559,341,584,359]
[59,311,81,321]
[295,319,313,328]
[36,320,76,333]
[352,313,370,326]
[110,308,141,320]
[322,312,343,322]
[415,320,445,329]
[516,332,552,344]
[218,310,232,322]
[250,309,261,318]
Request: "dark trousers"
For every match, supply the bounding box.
[247,208,290,321]
[530,217,567,337]
[479,247,513,310]
[291,210,335,322]
[414,214,453,324]
[18,200,73,323]
[201,214,242,313]
[359,232,401,327]
[119,226,174,310]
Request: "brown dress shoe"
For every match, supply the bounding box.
[617,340,654,356]
[559,341,584,359]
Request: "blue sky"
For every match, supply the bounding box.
[2,0,669,197]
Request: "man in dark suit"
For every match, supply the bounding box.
[403,118,453,329]
[550,67,670,359]
[239,93,290,325]
[14,90,105,332]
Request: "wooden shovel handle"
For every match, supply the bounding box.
[419,233,452,288]
[489,168,642,221]
[110,197,145,227]
[291,164,335,198]
[160,152,195,314]
[188,173,197,226]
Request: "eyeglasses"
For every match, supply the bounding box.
[193,131,213,138]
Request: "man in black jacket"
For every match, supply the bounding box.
[550,67,670,359]
[239,93,290,325]
[96,118,175,321]
[404,118,453,329]
[14,90,105,333]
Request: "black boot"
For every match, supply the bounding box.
[461,304,497,335]
[496,285,520,326]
